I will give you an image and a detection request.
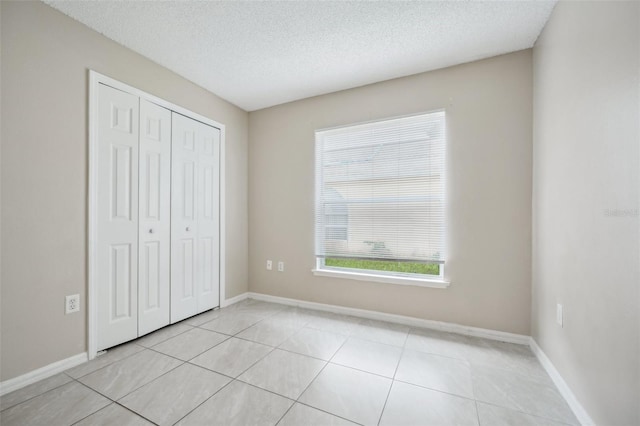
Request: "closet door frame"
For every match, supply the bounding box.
[88,70,226,360]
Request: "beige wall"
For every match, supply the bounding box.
[532,1,639,424]
[0,1,248,381]
[249,50,533,335]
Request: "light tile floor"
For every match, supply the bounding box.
[0,299,579,426]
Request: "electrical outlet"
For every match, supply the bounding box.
[266,260,273,270]
[277,261,284,272]
[556,303,563,327]
[66,294,80,314]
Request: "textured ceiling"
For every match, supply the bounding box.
[44,0,556,111]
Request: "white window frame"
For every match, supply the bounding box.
[313,258,448,288]
[312,111,450,289]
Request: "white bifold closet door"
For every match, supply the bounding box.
[96,84,139,350]
[170,112,220,323]
[96,84,171,351]
[138,100,171,335]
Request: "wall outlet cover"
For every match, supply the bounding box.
[556,303,563,327]
[66,294,80,314]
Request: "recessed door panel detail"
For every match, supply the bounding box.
[97,83,221,351]
[138,99,171,336]
[203,166,213,219]
[146,117,161,141]
[111,145,132,221]
[201,238,213,293]
[142,242,160,312]
[183,131,195,151]
[203,137,214,156]
[110,244,132,321]
[181,239,195,298]
[111,104,133,133]
[183,162,195,220]
[171,112,220,322]
[145,153,161,220]
[97,84,139,351]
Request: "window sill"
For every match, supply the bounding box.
[311,268,450,289]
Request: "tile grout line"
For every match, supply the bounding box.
[6,300,571,426]
[69,397,160,426]
[376,329,410,426]
[136,322,197,349]
[146,334,232,364]
[271,356,325,426]
[166,302,282,425]
[10,378,123,426]
[169,377,237,425]
[175,302,577,426]
[171,327,284,424]
[2,303,262,425]
[273,329,355,425]
[391,377,478,403]
[293,401,367,426]
[169,308,297,425]
[474,400,482,426]
[399,327,575,425]
[274,403,296,426]
[403,327,550,383]
[67,343,146,380]
[473,400,577,426]
[225,302,464,424]
[111,400,160,425]
[191,316,390,424]
[0,375,74,413]
[79,354,185,405]
[69,380,134,423]
[272,318,411,425]
[193,309,281,336]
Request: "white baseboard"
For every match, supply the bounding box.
[221,291,249,308]
[0,295,589,426]
[0,352,88,396]
[247,292,530,345]
[1,294,247,396]
[248,292,592,424]
[529,338,594,426]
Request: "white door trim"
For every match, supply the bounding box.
[88,70,226,360]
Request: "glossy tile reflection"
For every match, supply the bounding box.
[0,382,110,426]
[0,373,72,411]
[190,337,272,377]
[75,403,153,426]
[299,364,392,425]
[380,381,479,426]
[0,298,578,426]
[119,363,230,425]
[78,350,182,400]
[176,381,292,426]
[238,349,325,399]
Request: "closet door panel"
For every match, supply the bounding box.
[138,100,171,336]
[197,126,221,312]
[96,84,139,351]
[170,113,199,322]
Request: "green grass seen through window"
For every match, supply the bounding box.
[325,258,440,276]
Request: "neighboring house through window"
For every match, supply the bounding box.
[313,111,446,285]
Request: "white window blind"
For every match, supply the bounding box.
[315,111,445,266]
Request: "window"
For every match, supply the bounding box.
[313,111,446,286]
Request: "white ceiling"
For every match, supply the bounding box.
[44,0,556,111]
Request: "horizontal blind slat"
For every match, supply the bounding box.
[315,112,445,265]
